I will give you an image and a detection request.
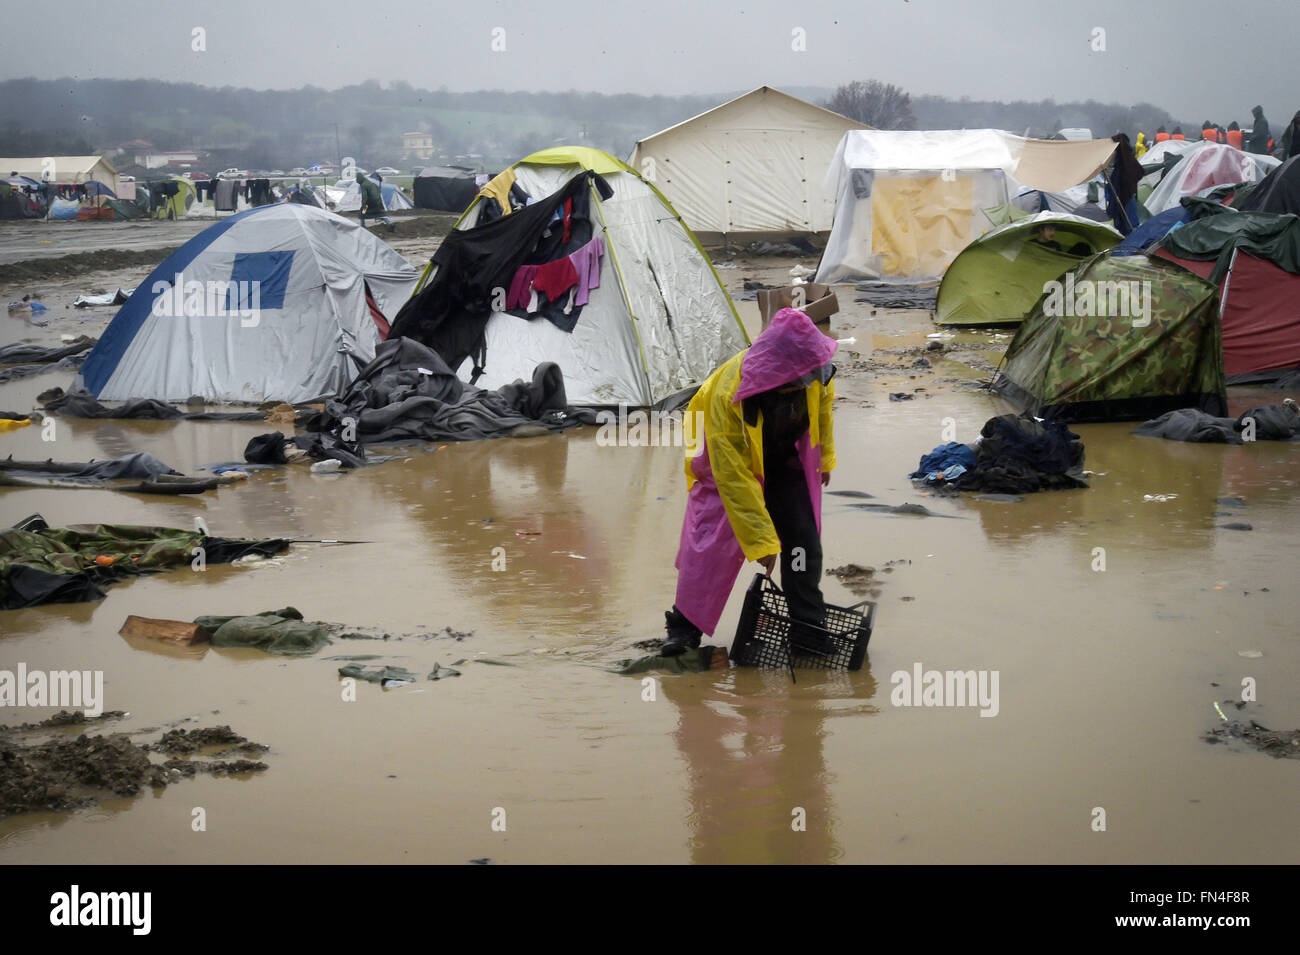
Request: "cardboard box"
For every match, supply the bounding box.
[756,283,839,333]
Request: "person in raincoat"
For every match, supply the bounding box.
[357,172,393,232]
[1134,132,1147,159]
[662,307,838,657]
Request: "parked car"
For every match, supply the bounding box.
[217,168,247,179]
[288,167,309,177]
[375,166,400,176]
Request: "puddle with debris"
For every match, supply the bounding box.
[1,247,1298,863]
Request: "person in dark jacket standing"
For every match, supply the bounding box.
[1279,111,1300,160]
[357,173,393,232]
[1247,106,1271,154]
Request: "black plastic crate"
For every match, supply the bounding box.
[730,573,875,671]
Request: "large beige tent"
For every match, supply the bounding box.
[0,155,120,195]
[628,87,867,239]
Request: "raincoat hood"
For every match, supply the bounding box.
[733,307,837,403]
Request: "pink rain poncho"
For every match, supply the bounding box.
[674,308,838,635]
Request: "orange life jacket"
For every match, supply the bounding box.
[1155,132,1170,142]
[1226,129,1243,148]
[1171,133,1185,140]
[1201,129,1220,142]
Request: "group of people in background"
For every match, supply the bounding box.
[1138,105,1300,160]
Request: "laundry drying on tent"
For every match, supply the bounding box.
[77,204,419,404]
[992,252,1227,422]
[936,212,1121,326]
[388,146,747,407]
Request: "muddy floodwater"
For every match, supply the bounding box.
[1,243,1298,864]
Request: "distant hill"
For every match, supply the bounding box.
[0,78,1186,173]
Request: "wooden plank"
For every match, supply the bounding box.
[118,615,211,646]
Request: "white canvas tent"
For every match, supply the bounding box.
[816,129,1116,283]
[627,87,867,237]
[420,146,747,406]
[78,204,419,403]
[0,155,120,196]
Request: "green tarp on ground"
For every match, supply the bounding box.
[0,521,289,609]
[192,607,334,657]
[1156,211,1300,282]
[992,253,1227,422]
[937,213,1122,326]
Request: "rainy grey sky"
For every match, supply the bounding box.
[6,0,1296,123]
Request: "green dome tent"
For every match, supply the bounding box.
[991,253,1227,422]
[936,212,1122,326]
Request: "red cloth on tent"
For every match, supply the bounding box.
[1158,250,1300,376]
[533,256,578,302]
[366,288,391,340]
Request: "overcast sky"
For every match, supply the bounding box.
[7,0,1296,123]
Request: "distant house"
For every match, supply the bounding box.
[402,131,434,162]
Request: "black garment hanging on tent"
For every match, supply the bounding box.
[387,171,612,383]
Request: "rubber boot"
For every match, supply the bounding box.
[661,607,702,657]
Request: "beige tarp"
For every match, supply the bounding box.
[1011,137,1117,192]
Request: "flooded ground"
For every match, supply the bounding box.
[1,219,1297,863]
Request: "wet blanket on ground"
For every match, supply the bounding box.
[1133,404,1300,443]
[295,337,598,448]
[0,522,289,609]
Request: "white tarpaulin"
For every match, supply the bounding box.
[1143,142,1281,215]
[817,130,1117,283]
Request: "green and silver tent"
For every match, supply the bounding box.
[937,212,1122,326]
[399,146,747,407]
[992,252,1227,422]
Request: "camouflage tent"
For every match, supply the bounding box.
[992,253,1227,422]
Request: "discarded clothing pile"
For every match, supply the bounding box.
[388,170,613,379]
[1133,404,1300,444]
[1,451,177,481]
[0,517,289,609]
[289,337,598,456]
[243,430,369,469]
[911,414,1087,494]
[39,388,263,421]
[908,441,977,484]
[854,283,939,310]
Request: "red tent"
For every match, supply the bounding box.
[1156,248,1300,378]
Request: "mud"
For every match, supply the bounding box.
[0,218,1297,863]
[0,719,268,818]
